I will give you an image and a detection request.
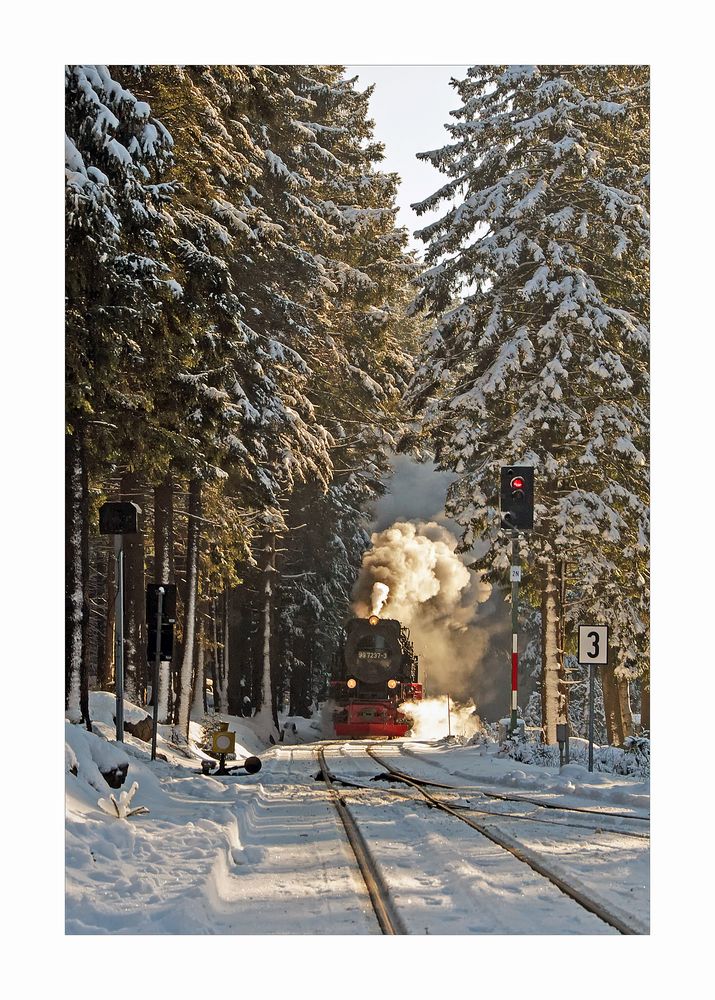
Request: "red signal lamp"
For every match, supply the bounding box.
[510,476,525,490]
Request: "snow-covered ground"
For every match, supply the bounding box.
[65,694,649,936]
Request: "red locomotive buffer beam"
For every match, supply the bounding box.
[334,701,410,738]
[331,682,423,738]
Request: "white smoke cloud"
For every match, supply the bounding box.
[352,520,492,700]
[400,697,482,741]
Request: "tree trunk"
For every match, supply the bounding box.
[65,427,91,729]
[153,474,174,722]
[227,590,247,715]
[173,477,202,741]
[211,595,220,712]
[289,622,312,717]
[540,559,566,744]
[615,650,634,742]
[191,614,205,720]
[121,472,146,705]
[617,677,634,741]
[214,587,230,712]
[640,675,650,733]
[600,663,623,746]
[96,549,114,691]
[255,532,279,739]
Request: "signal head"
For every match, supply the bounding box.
[500,465,534,530]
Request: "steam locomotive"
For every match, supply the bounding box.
[330,615,423,738]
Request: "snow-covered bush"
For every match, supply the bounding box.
[596,737,650,778]
[97,781,149,819]
[499,731,650,778]
[471,721,500,745]
[506,740,561,768]
[65,721,130,793]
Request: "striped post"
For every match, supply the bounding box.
[509,529,519,735]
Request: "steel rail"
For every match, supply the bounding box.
[395,744,650,821]
[324,765,648,840]
[367,747,646,936]
[360,767,649,837]
[317,748,407,936]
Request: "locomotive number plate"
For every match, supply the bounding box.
[357,651,389,660]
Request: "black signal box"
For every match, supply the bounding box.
[99,501,141,535]
[146,584,177,661]
[500,466,534,530]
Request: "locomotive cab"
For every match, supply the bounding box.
[331,615,422,738]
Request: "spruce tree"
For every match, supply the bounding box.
[409,65,649,743]
[65,65,173,723]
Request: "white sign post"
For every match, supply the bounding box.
[578,624,609,772]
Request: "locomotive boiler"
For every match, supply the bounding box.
[330,614,423,738]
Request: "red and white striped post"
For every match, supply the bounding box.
[509,530,520,735]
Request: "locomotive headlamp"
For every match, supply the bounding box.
[346,677,357,689]
[368,615,379,626]
[387,679,398,690]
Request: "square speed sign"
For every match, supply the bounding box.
[577,625,609,665]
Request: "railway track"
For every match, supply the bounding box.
[364,745,647,935]
[316,748,407,935]
[358,752,649,840]
[396,742,650,823]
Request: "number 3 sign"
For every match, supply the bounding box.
[578,625,609,665]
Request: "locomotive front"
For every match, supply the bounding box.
[331,615,423,738]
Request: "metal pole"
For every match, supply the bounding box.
[559,559,571,752]
[588,663,595,772]
[509,529,519,735]
[114,535,125,742]
[150,586,164,762]
[447,693,451,737]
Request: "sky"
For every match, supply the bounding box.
[347,65,469,253]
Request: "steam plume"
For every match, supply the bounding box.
[370,582,390,616]
[353,520,492,701]
[400,697,482,741]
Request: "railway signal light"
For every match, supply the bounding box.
[146,584,177,661]
[99,501,141,535]
[500,466,534,530]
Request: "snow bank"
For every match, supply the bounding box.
[65,721,130,795]
[89,690,150,727]
[495,763,649,811]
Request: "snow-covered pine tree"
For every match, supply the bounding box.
[117,66,338,737]
[68,64,426,740]
[279,67,420,475]
[278,476,376,715]
[66,65,173,725]
[255,66,421,718]
[409,66,649,743]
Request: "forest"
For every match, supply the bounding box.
[66,64,649,746]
